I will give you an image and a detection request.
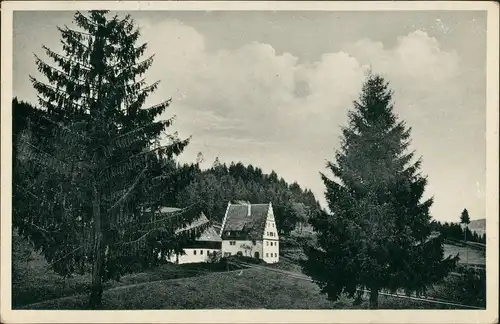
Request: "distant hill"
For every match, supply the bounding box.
[468,219,486,236]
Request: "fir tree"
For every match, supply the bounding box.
[13,11,205,309]
[302,72,458,309]
[460,208,471,241]
[460,208,471,263]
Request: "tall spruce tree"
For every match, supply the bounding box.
[460,208,471,241]
[302,72,458,309]
[460,208,471,262]
[13,11,206,309]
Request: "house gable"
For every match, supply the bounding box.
[262,203,279,241]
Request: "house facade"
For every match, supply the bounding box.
[152,207,222,264]
[219,201,279,264]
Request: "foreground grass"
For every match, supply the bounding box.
[443,243,485,265]
[14,237,484,310]
[22,267,458,310]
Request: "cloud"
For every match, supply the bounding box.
[134,19,466,218]
[138,20,459,148]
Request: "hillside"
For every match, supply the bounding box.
[22,267,460,310]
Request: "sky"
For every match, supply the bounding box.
[13,10,487,222]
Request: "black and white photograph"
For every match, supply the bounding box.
[1,1,498,323]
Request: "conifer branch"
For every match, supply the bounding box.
[107,167,147,212]
[118,227,159,247]
[36,95,87,116]
[19,139,72,174]
[47,246,84,268]
[74,11,99,31]
[34,54,89,85]
[15,184,56,208]
[42,45,92,71]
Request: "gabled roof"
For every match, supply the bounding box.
[221,202,271,240]
[144,206,221,242]
[197,225,223,242]
[175,212,222,242]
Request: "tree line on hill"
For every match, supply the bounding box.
[174,159,322,234]
[430,220,486,244]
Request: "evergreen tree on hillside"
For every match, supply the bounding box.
[302,72,458,309]
[460,208,471,262]
[460,208,471,241]
[13,11,204,309]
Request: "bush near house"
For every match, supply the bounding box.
[226,255,267,265]
[426,266,486,308]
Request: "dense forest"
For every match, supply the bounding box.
[430,220,486,244]
[174,159,322,234]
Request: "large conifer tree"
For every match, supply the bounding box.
[13,11,205,308]
[302,72,458,309]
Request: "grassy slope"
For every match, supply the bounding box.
[443,244,485,265]
[14,241,485,310]
[12,252,231,308]
[23,267,458,310]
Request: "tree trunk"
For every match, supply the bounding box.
[89,186,103,309]
[465,226,468,263]
[369,288,379,309]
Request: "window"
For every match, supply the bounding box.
[193,250,197,255]
[266,253,269,257]
[230,241,236,246]
[266,241,269,246]
[272,223,274,227]
[200,250,203,255]
[275,253,277,257]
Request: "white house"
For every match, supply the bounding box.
[219,201,279,264]
[152,207,222,264]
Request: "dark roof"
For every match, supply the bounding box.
[174,212,222,242]
[221,203,270,240]
[144,206,221,242]
[212,224,222,234]
[197,226,222,242]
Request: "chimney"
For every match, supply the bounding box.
[247,204,251,217]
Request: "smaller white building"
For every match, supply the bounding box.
[220,201,280,264]
[154,207,222,264]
